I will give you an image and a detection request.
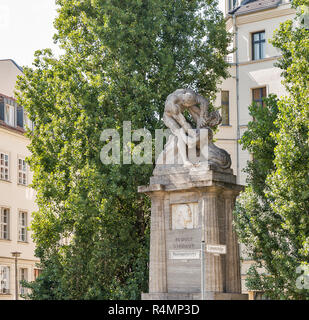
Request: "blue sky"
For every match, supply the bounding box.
[0,0,225,68]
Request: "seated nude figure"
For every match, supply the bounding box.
[163,88,221,166]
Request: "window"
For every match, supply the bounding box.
[0,266,10,294]
[19,268,28,295]
[17,106,24,128]
[34,268,42,280]
[0,153,9,181]
[4,104,15,127]
[221,91,230,125]
[0,208,9,240]
[252,87,267,107]
[18,158,27,185]
[18,211,27,242]
[252,31,265,60]
[229,0,238,10]
[24,113,34,131]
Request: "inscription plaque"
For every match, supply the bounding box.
[169,250,200,260]
[173,237,194,249]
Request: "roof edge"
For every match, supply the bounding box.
[227,0,283,16]
[0,59,23,73]
[0,92,17,102]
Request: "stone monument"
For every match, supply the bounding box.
[139,89,248,300]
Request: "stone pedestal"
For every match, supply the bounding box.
[138,164,248,300]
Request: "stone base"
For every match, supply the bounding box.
[139,165,244,299]
[142,292,248,300]
[150,164,236,187]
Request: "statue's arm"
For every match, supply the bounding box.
[196,94,209,117]
[195,94,209,127]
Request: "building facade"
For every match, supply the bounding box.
[214,0,295,293]
[0,59,39,300]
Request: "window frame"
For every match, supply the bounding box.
[0,207,10,240]
[16,106,24,129]
[34,268,42,280]
[4,103,16,127]
[0,265,10,294]
[228,0,238,11]
[252,86,267,108]
[18,211,28,242]
[24,112,34,131]
[17,157,27,186]
[221,90,230,126]
[19,267,28,295]
[252,31,266,61]
[0,152,10,181]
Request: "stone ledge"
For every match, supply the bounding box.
[149,167,238,187]
[138,184,165,193]
[138,178,243,194]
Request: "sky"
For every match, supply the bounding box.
[0,0,225,68]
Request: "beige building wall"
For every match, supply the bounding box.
[0,60,39,300]
[214,1,295,293]
[0,59,23,98]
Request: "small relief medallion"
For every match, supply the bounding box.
[171,203,198,230]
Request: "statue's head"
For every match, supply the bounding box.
[182,91,196,107]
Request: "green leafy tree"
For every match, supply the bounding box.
[17,0,231,299]
[234,0,309,299]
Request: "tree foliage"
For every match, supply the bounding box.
[16,0,231,299]
[234,0,309,299]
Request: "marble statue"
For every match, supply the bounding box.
[161,88,231,169]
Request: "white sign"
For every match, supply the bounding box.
[206,244,226,255]
[169,250,200,260]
